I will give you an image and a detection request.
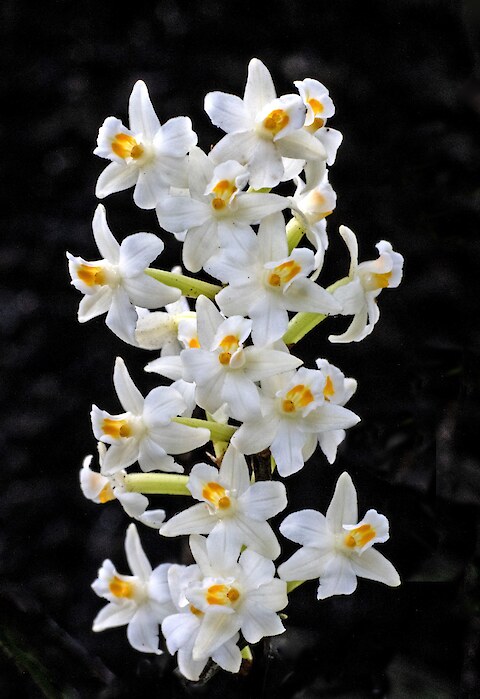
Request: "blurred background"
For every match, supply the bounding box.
[1,0,479,696]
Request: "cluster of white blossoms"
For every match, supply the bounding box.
[71,58,403,682]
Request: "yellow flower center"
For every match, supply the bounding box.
[188,336,200,348]
[98,482,116,503]
[344,524,376,549]
[267,259,302,288]
[77,264,106,287]
[111,132,144,160]
[189,604,204,616]
[373,271,392,289]
[323,375,335,400]
[202,481,231,510]
[263,108,290,136]
[206,583,240,606]
[217,334,240,366]
[282,384,314,413]
[307,97,324,116]
[109,576,134,598]
[211,179,237,210]
[101,417,132,440]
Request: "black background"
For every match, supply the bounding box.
[1,1,480,697]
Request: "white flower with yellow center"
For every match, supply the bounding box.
[179,296,303,422]
[294,78,343,165]
[162,563,242,681]
[67,204,180,345]
[94,80,197,209]
[314,358,358,464]
[91,523,175,654]
[160,444,287,559]
[204,59,326,190]
[80,443,166,528]
[231,367,360,477]
[90,357,210,475]
[329,226,404,343]
[169,534,287,663]
[156,147,287,273]
[277,472,401,599]
[211,212,341,347]
[135,288,195,357]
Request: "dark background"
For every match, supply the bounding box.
[1,0,479,696]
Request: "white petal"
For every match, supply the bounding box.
[239,481,287,521]
[137,436,177,473]
[127,606,161,654]
[195,295,223,348]
[244,58,277,116]
[248,138,284,190]
[160,503,215,537]
[182,219,220,273]
[350,548,400,587]
[162,613,199,654]
[316,554,357,599]
[318,429,346,464]
[204,91,249,133]
[277,546,330,582]
[193,611,240,660]
[148,422,210,456]
[218,444,250,496]
[125,523,152,579]
[136,509,167,529]
[270,422,306,477]
[95,161,138,199]
[233,516,280,559]
[143,385,185,425]
[133,169,164,210]
[279,509,331,548]
[116,490,149,518]
[177,647,208,682]
[113,357,144,414]
[222,372,261,423]
[285,278,341,314]
[257,211,288,262]
[326,472,358,530]
[240,604,285,644]
[278,129,326,161]
[77,287,112,322]
[123,273,181,309]
[243,347,302,382]
[231,412,278,456]
[156,195,210,234]
[239,547,275,586]
[208,131,257,167]
[250,296,289,348]
[105,288,137,345]
[212,638,242,674]
[155,116,197,156]
[119,233,164,277]
[92,204,120,263]
[128,80,160,139]
[92,601,135,631]
[101,440,140,475]
[145,355,184,381]
[247,578,288,612]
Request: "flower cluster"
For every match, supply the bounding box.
[70,58,403,683]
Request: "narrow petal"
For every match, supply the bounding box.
[270,422,306,477]
[233,516,280,559]
[125,522,152,579]
[95,161,138,199]
[350,548,401,587]
[277,546,330,582]
[257,211,288,262]
[244,58,277,116]
[278,129,326,161]
[193,611,241,660]
[92,204,120,263]
[182,219,220,273]
[218,444,250,496]
[243,348,302,382]
[113,357,144,414]
[239,481,287,521]
[326,472,358,530]
[144,355,184,381]
[137,436,178,473]
[234,192,287,223]
[123,273,181,309]
[127,606,161,654]
[160,503,215,537]
[92,601,135,631]
[212,638,242,674]
[195,295,223,349]
[204,91,249,133]
[280,509,330,547]
[105,288,137,345]
[222,372,261,423]
[77,287,112,322]
[148,422,210,455]
[128,80,160,140]
[248,138,284,190]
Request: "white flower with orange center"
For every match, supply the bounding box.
[90,357,210,475]
[170,534,287,663]
[179,296,303,422]
[67,204,180,345]
[161,563,243,681]
[294,78,343,165]
[231,367,360,477]
[211,212,341,347]
[204,59,326,189]
[328,226,404,343]
[80,443,166,528]
[94,80,197,209]
[160,444,287,559]
[91,524,175,654]
[156,147,287,273]
[277,472,400,599]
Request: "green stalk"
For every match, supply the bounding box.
[124,473,190,495]
[286,216,305,253]
[282,276,351,345]
[286,580,305,594]
[146,268,222,300]
[172,417,236,442]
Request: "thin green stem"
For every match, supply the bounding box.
[172,416,236,443]
[146,268,222,300]
[286,580,305,594]
[286,216,305,253]
[124,473,190,495]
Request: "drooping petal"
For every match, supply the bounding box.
[137,436,179,473]
[232,515,280,559]
[134,169,163,210]
[160,503,215,537]
[270,421,307,477]
[95,161,139,200]
[231,410,278,456]
[92,204,121,263]
[123,273,181,309]
[192,610,240,660]
[162,612,199,654]
[101,440,140,475]
[277,129,326,161]
[249,295,289,348]
[92,601,136,631]
[148,421,210,456]
[279,509,330,547]
[182,219,220,273]
[248,138,284,190]
[221,371,261,422]
[125,523,152,580]
[177,646,208,683]
[212,637,242,674]
[105,287,138,345]
[77,287,113,322]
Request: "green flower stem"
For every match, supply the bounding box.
[146,268,222,300]
[286,217,305,253]
[172,417,236,442]
[124,473,190,495]
[240,645,253,661]
[282,276,351,345]
[286,580,305,594]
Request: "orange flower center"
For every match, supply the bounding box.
[206,583,240,606]
[98,482,116,503]
[267,259,302,288]
[111,132,144,160]
[263,108,290,136]
[101,418,132,440]
[344,524,376,549]
[323,375,335,400]
[202,481,231,510]
[282,384,314,413]
[217,334,240,366]
[109,576,134,598]
[211,179,237,210]
[77,264,106,287]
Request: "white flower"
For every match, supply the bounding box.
[278,472,400,599]
[67,204,180,344]
[179,296,303,422]
[314,358,358,464]
[294,78,343,165]
[135,293,195,357]
[211,212,340,347]
[231,367,360,477]
[90,357,210,475]
[80,443,166,528]
[156,147,287,272]
[160,444,287,559]
[205,59,326,189]
[91,523,175,653]
[162,563,242,681]
[329,226,404,343]
[176,534,287,662]
[94,80,197,209]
